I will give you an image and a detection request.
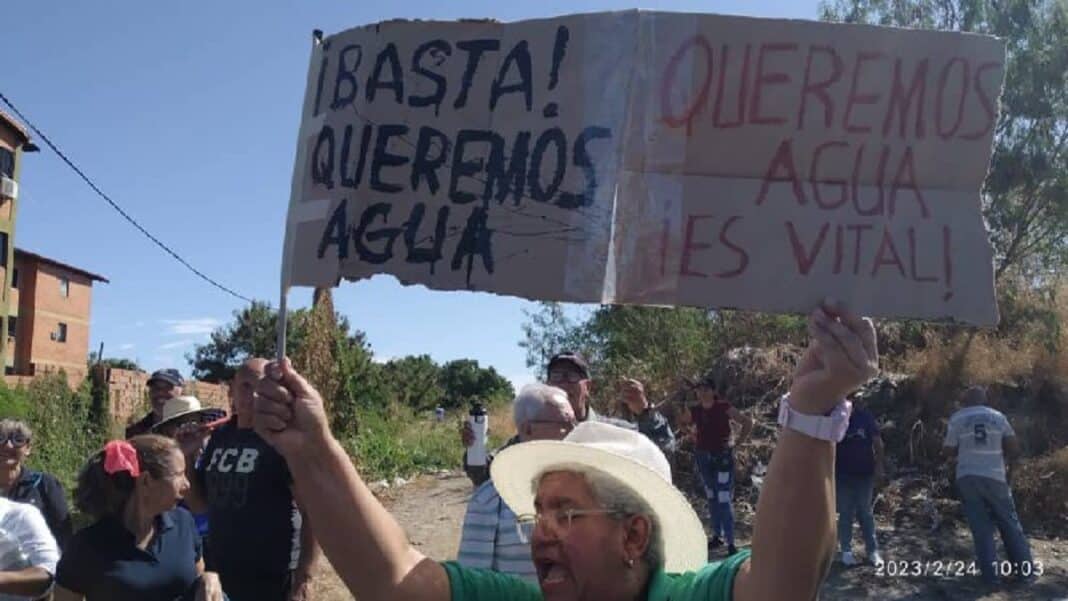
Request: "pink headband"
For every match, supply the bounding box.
[103,440,141,477]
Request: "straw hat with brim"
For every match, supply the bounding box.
[152,396,223,432]
[490,421,707,573]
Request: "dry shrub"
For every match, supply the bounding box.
[1013,447,1068,537]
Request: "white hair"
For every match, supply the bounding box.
[533,466,664,570]
[513,383,571,428]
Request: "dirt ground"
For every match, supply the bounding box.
[308,472,1067,600]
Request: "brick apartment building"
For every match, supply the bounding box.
[8,249,108,382]
[1,109,108,385]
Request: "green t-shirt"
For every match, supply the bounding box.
[443,549,751,601]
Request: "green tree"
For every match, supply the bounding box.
[821,0,1068,278]
[88,355,141,371]
[519,302,593,375]
[382,355,443,411]
[439,359,514,409]
[189,300,362,383]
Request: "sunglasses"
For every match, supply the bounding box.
[0,432,30,448]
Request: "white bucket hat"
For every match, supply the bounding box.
[151,396,222,432]
[491,421,707,572]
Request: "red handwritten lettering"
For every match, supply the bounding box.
[754,138,806,206]
[833,225,845,274]
[749,42,799,126]
[843,52,885,134]
[889,146,929,218]
[809,140,849,210]
[680,214,714,277]
[871,228,906,277]
[961,61,1001,141]
[798,45,843,130]
[847,224,873,275]
[882,58,928,139]
[853,145,891,217]
[908,228,938,282]
[717,216,749,278]
[786,221,829,275]
[713,44,752,128]
[935,57,970,139]
[660,36,714,136]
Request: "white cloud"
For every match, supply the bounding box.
[159,339,196,350]
[161,318,221,336]
[118,343,135,351]
[135,321,146,328]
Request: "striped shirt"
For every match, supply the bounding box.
[457,480,537,582]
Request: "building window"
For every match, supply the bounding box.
[10,268,16,289]
[6,316,15,338]
[0,232,7,266]
[53,323,67,343]
[59,276,69,298]
[0,148,13,178]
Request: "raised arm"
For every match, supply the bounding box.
[734,300,878,601]
[254,359,450,601]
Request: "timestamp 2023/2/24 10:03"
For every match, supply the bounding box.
[875,560,1045,578]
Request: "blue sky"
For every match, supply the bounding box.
[3,0,817,391]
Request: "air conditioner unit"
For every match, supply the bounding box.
[0,177,16,201]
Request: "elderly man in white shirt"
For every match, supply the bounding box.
[457,383,576,580]
[0,496,60,600]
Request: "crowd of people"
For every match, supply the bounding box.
[0,300,1040,600]
[0,364,319,601]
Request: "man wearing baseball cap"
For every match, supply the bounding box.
[463,351,634,486]
[125,368,185,438]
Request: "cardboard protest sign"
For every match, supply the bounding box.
[282,11,1005,324]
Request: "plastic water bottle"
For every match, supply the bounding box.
[466,402,489,467]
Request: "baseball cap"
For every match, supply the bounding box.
[147,368,184,388]
[547,352,590,379]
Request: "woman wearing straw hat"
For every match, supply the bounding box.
[252,299,877,601]
[151,397,227,551]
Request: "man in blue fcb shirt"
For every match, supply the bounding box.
[184,359,320,601]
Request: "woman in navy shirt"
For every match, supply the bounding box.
[54,435,223,601]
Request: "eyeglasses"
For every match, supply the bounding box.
[0,432,30,448]
[515,508,623,543]
[547,371,586,384]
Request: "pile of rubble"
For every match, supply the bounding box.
[664,345,1068,538]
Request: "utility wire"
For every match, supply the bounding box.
[0,91,253,303]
